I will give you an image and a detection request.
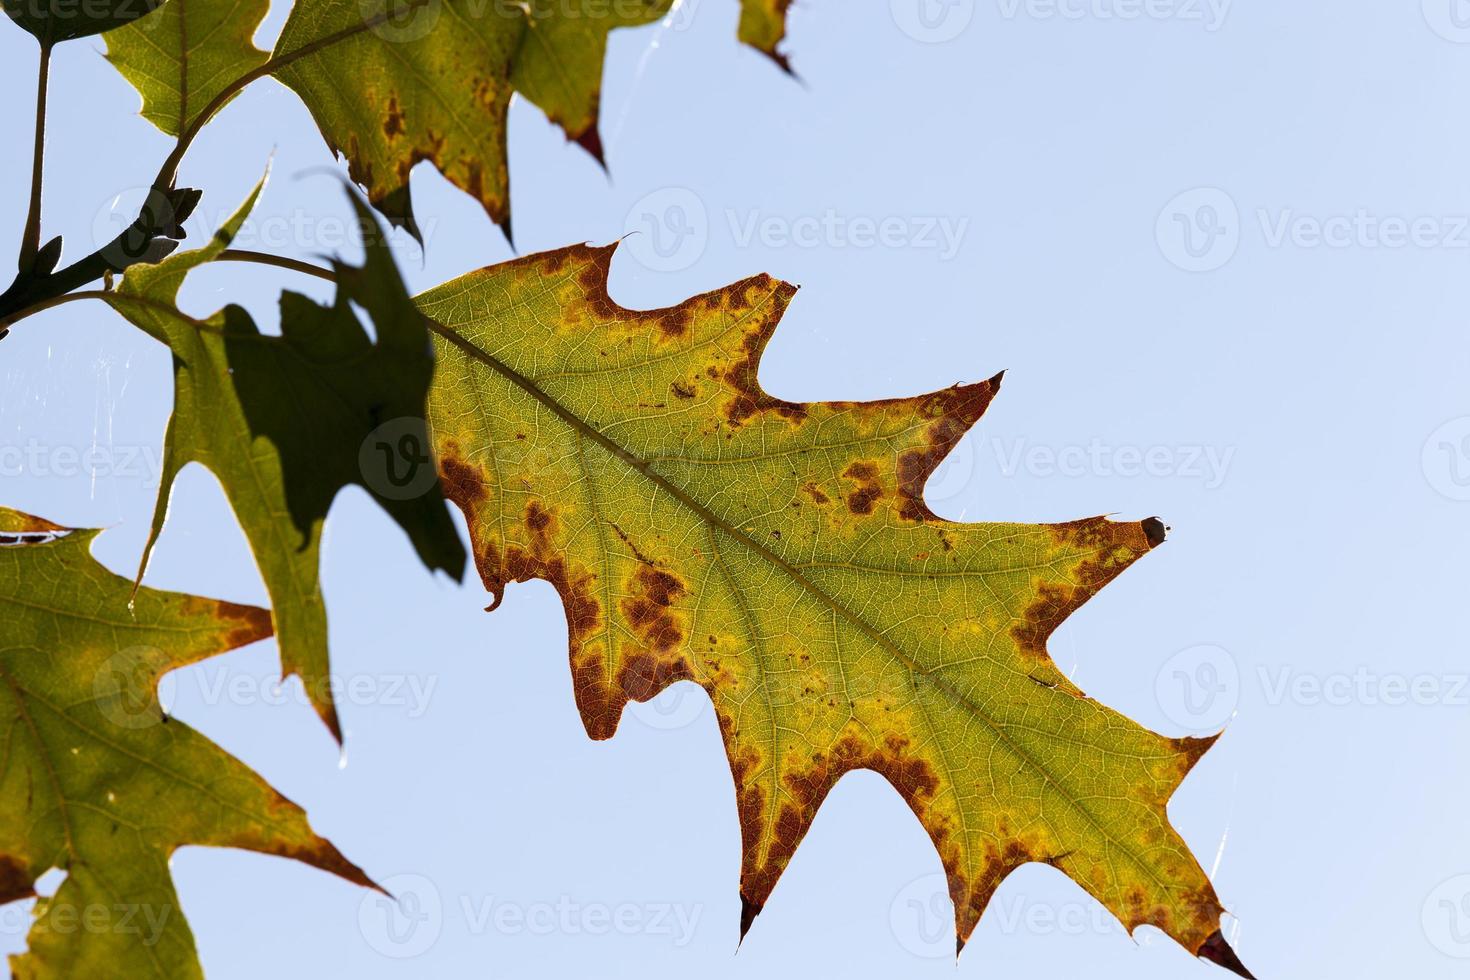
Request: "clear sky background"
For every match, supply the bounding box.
[2,2,1470,978]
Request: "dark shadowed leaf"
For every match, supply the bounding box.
[5,0,161,45]
[99,179,466,741]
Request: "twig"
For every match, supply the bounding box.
[17,43,52,275]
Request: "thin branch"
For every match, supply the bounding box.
[17,43,53,275]
[0,1,428,323]
[218,249,335,283]
[0,291,114,332]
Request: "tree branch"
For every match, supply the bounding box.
[17,43,53,276]
[0,2,423,326]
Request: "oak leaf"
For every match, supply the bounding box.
[99,179,466,740]
[105,0,270,136]
[0,507,373,979]
[103,0,799,237]
[417,243,1251,975]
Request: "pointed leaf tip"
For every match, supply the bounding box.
[1198,929,1254,978]
[738,895,761,944]
[574,127,608,173]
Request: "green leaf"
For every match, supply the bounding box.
[416,243,1251,976]
[0,507,374,979]
[509,0,669,166]
[5,0,160,45]
[105,0,798,235]
[104,0,269,136]
[270,0,526,240]
[99,179,466,740]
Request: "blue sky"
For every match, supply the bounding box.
[3,2,1470,977]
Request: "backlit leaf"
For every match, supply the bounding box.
[99,179,466,740]
[0,507,373,979]
[104,0,799,236]
[104,0,269,136]
[416,243,1251,976]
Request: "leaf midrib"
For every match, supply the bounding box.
[426,313,1177,899]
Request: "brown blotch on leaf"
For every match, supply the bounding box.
[445,473,609,733]
[438,450,489,508]
[1009,517,1153,659]
[214,600,273,649]
[894,377,1002,522]
[720,280,806,427]
[734,732,944,915]
[841,461,884,516]
[618,651,693,703]
[671,380,696,399]
[1170,733,1222,783]
[568,248,693,340]
[0,855,34,905]
[953,839,1048,948]
[225,821,375,892]
[619,565,688,655]
[382,96,405,140]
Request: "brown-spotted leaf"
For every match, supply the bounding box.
[417,243,1250,975]
[104,0,270,136]
[266,0,798,235]
[0,507,374,979]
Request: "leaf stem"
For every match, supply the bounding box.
[17,43,53,276]
[0,291,114,332]
[0,2,425,325]
[218,249,335,283]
